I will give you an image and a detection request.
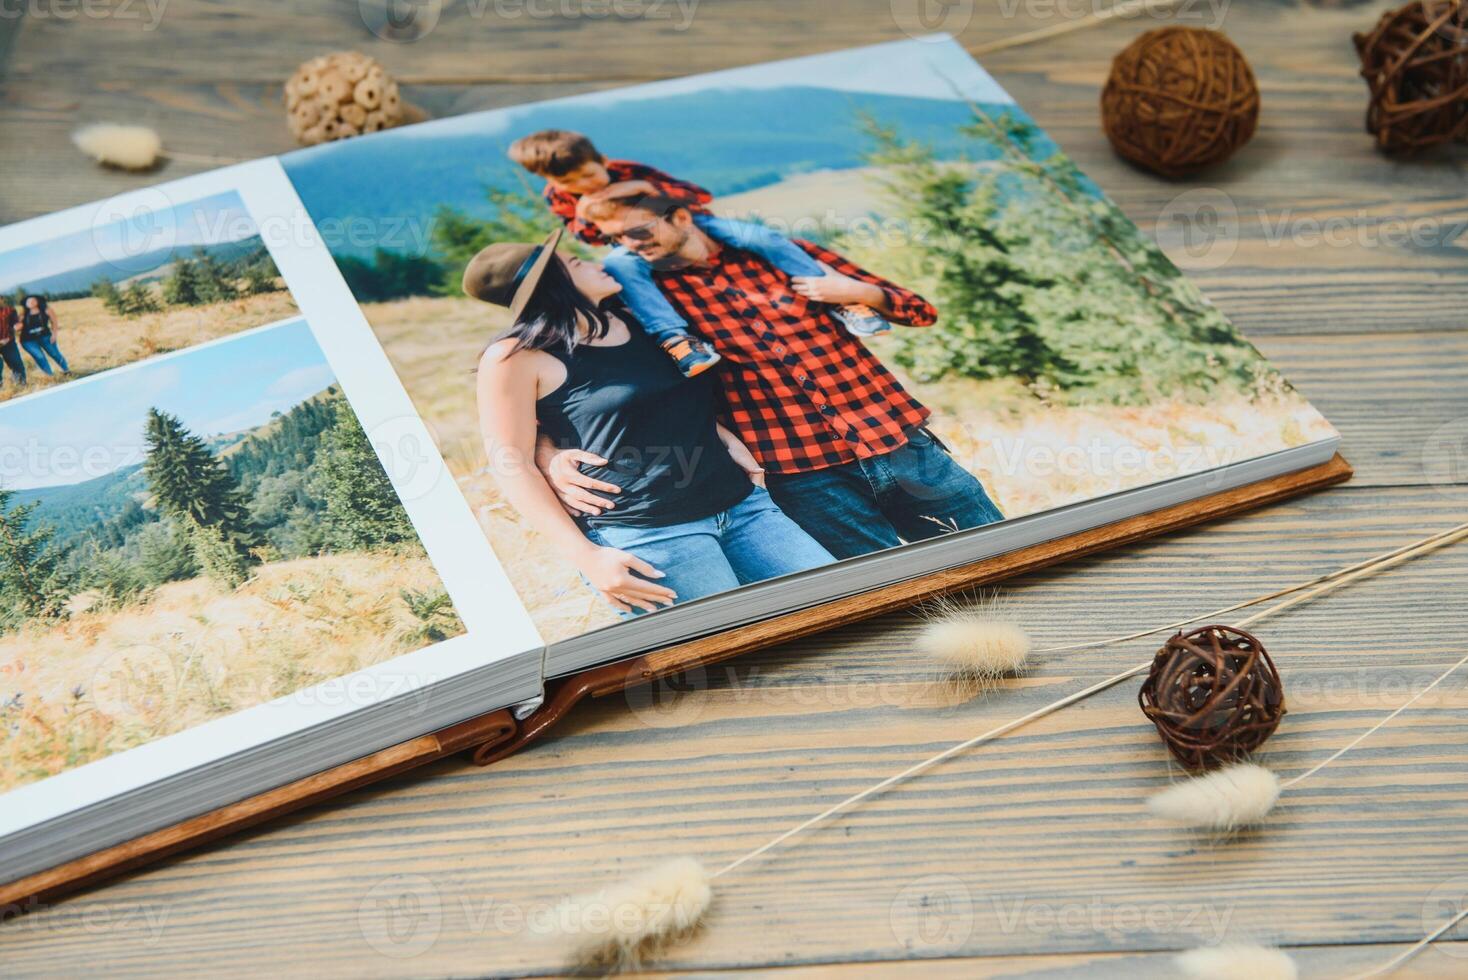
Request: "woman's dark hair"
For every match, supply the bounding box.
[502,255,615,356]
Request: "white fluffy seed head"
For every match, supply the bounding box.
[1148,763,1281,832]
[550,857,711,969]
[1175,943,1298,980]
[71,124,163,170]
[916,611,1031,687]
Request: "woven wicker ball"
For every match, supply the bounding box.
[1354,0,1468,154]
[1101,27,1260,177]
[1138,625,1284,770]
[284,51,411,146]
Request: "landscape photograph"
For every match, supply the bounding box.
[0,190,299,403]
[282,40,1334,642]
[0,319,463,793]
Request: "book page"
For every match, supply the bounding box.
[0,161,541,833]
[278,37,1336,647]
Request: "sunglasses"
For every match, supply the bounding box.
[617,219,662,243]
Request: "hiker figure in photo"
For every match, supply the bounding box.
[19,295,69,377]
[541,191,1008,561]
[508,129,892,380]
[0,299,25,389]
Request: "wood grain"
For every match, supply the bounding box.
[0,0,1465,976]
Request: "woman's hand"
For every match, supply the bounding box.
[716,424,765,488]
[574,544,677,614]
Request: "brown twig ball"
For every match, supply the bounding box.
[284,51,420,147]
[1101,27,1260,177]
[1354,0,1468,154]
[1138,625,1285,770]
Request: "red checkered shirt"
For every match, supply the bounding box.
[651,240,938,474]
[544,160,712,247]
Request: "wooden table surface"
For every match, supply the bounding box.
[2,1,1466,976]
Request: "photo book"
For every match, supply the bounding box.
[0,36,1344,901]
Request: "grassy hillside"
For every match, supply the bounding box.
[0,290,299,404]
[0,550,461,794]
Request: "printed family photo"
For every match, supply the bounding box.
[282,40,1333,643]
[0,319,463,793]
[0,190,299,404]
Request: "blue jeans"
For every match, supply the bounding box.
[765,427,1005,560]
[21,335,68,375]
[0,342,25,387]
[603,214,826,345]
[583,486,834,617]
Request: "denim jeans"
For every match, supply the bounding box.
[21,335,68,375]
[765,427,1005,560]
[0,342,25,387]
[583,485,834,617]
[603,214,827,345]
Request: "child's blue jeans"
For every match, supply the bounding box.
[603,214,826,345]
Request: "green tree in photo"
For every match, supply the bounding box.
[92,277,125,315]
[0,487,73,632]
[320,401,417,550]
[192,247,238,304]
[135,521,199,585]
[162,257,205,306]
[143,409,260,588]
[243,259,279,295]
[122,281,161,316]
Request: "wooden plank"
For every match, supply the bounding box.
[3,487,1467,976]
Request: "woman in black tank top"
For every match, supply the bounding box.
[469,232,832,618]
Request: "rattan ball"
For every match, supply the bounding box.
[1354,0,1468,154]
[1138,625,1285,770]
[1101,27,1260,177]
[284,52,414,146]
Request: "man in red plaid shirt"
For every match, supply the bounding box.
[541,192,1005,560]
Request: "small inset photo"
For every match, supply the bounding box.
[0,190,300,404]
[0,318,464,792]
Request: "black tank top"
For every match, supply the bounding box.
[536,323,751,528]
[21,311,49,342]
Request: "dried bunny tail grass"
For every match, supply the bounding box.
[549,857,711,970]
[1175,943,1298,980]
[71,124,162,170]
[1148,763,1281,832]
[916,593,1031,698]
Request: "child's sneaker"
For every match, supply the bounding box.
[661,336,722,377]
[835,305,891,336]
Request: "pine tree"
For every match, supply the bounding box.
[320,401,417,550]
[162,257,204,306]
[92,277,125,315]
[122,281,161,316]
[143,409,259,587]
[243,260,279,295]
[0,487,73,632]
[192,248,238,304]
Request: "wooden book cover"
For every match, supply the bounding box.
[0,453,1351,912]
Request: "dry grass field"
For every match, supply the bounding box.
[0,289,300,403]
[0,550,460,794]
[359,295,1333,644]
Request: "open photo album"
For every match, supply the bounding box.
[0,36,1341,889]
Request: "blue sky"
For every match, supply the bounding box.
[0,190,257,292]
[0,319,335,490]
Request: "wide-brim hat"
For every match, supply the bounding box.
[461,226,564,321]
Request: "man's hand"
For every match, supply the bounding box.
[790,265,886,309]
[534,439,621,516]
